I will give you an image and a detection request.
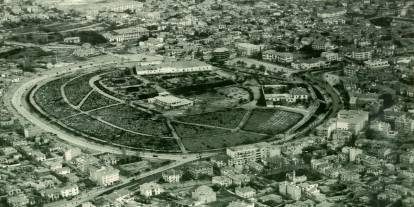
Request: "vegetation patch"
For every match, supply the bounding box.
[243,108,303,134]
[62,114,180,151]
[90,104,171,137]
[33,75,80,119]
[175,108,247,129]
[79,91,119,111]
[174,122,268,151]
[64,72,100,106]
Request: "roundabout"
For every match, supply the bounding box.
[12,59,308,155]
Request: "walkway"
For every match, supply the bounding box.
[166,119,188,154]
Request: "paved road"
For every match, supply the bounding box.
[44,155,212,207]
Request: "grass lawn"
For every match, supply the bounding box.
[243,108,303,135]
[34,75,80,119]
[175,108,247,129]
[79,91,119,111]
[62,114,180,151]
[90,104,171,137]
[64,72,100,106]
[174,122,269,151]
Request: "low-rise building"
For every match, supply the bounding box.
[162,169,183,183]
[364,59,390,69]
[235,187,256,198]
[63,37,80,44]
[321,52,342,62]
[7,194,29,207]
[192,185,216,205]
[89,166,120,186]
[103,27,149,43]
[263,50,294,63]
[140,182,163,197]
[236,43,265,56]
[188,161,214,178]
[60,184,79,198]
[212,176,233,187]
[148,92,193,110]
[135,60,213,75]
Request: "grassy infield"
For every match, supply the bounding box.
[34,73,303,152]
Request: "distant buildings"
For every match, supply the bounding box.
[63,37,80,44]
[212,47,230,62]
[7,194,29,207]
[349,50,373,61]
[236,43,265,56]
[263,50,294,63]
[317,8,347,18]
[103,27,149,43]
[364,59,390,69]
[135,60,213,75]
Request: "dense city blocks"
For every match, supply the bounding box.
[0,0,414,207]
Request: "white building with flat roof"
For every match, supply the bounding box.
[327,110,369,137]
[140,182,163,197]
[135,60,213,75]
[148,92,193,109]
[236,43,265,56]
[226,142,280,166]
[103,27,149,42]
[89,166,120,186]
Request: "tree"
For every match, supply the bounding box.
[250,64,256,70]
[258,65,266,72]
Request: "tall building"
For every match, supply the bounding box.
[212,47,230,62]
[236,43,265,56]
[226,142,280,166]
[327,110,369,137]
[279,181,301,201]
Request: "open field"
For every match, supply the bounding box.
[62,114,180,151]
[173,122,268,151]
[33,76,80,119]
[175,108,247,129]
[90,104,171,136]
[64,72,100,106]
[79,91,119,111]
[243,108,303,135]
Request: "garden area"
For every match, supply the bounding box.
[143,71,235,95]
[175,108,247,129]
[64,71,101,106]
[62,114,180,151]
[79,91,119,111]
[100,71,158,100]
[243,109,303,135]
[90,104,171,137]
[173,122,269,151]
[33,76,80,119]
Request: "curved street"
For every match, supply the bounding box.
[7,58,211,160]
